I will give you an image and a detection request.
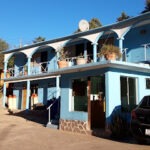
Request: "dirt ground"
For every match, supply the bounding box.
[0,98,150,150]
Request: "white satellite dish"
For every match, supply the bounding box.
[79,19,89,32]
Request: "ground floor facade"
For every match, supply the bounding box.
[59,65,150,134]
[3,61,150,135]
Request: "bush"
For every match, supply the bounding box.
[109,111,130,139]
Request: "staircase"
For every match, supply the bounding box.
[46,98,60,129]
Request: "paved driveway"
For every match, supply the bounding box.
[0,105,150,150]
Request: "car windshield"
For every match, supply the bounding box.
[139,96,150,108]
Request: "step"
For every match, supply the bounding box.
[46,122,59,129]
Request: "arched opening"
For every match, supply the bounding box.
[60,38,93,66]
[7,52,27,77]
[123,19,150,63]
[30,46,56,74]
[96,30,118,61]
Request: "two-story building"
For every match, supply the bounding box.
[2,12,150,134]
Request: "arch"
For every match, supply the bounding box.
[5,51,27,62]
[29,45,55,58]
[59,37,92,50]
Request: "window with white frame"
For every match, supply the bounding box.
[120,76,137,112]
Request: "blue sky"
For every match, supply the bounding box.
[0,0,145,49]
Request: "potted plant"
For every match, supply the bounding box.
[57,48,68,68]
[76,53,87,65]
[98,44,122,60]
[24,65,28,75]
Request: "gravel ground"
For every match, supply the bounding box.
[0,97,150,150]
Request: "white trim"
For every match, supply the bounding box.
[5,75,60,83]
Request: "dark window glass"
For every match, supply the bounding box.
[146,79,150,89]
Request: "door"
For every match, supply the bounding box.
[22,86,27,109]
[41,51,48,72]
[90,75,105,129]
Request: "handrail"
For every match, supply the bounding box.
[47,98,59,124]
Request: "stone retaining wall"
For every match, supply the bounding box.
[59,119,89,134]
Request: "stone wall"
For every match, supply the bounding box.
[59,119,89,134]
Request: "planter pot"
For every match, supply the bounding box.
[105,53,116,60]
[24,71,28,75]
[76,58,87,65]
[58,60,68,69]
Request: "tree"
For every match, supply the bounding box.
[33,36,46,43]
[75,18,102,33]
[0,39,9,70]
[117,11,130,22]
[89,18,102,29]
[141,0,150,13]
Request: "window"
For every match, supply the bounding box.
[71,78,88,112]
[140,96,150,108]
[120,77,137,112]
[146,78,150,89]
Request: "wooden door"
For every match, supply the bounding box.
[22,86,27,109]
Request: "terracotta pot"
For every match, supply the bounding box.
[24,71,28,75]
[58,61,68,68]
[105,52,116,60]
[76,58,87,65]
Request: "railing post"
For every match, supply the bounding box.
[48,107,51,124]
[27,57,31,75]
[56,76,60,99]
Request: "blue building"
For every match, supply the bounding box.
[2,12,150,134]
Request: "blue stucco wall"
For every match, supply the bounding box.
[124,24,150,62]
[13,78,57,109]
[60,66,150,123]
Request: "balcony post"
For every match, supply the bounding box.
[27,57,31,75]
[92,42,98,63]
[118,37,124,61]
[26,80,30,113]
[84,41,87,59]
[56,76,60,99]
[3,82,6,107]
[4,61,8,78]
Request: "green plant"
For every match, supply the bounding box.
[109,111,130,139]
[58,48,68,61]
[24,65,28,71]
[98,44,122,60]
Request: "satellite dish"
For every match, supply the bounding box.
[79,19,89,32]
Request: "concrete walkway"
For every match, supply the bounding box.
[0,100,150,150]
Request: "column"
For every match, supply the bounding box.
[92,43,98,63]
[118,37,124,61]
[3,82,6,107]
[56,76,60,99]
[26,80,30,113]
[27,57,31,75]
[4,61,8,78]
[84,42,87,59]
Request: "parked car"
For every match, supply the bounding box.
[130,95,150,144]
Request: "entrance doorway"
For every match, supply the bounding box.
[22,85,27,109]
[89,75,106,129]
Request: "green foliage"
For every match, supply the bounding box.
[142,0,150,13]
[33,36,46,43]
[0,38,9,52]
[110,111,130,139]
[58,48,69,60]
[75,18,102,33]
[89,18,102,29]
[117,11,130,22]
[7,56,15,68]
[98,44,121,59]
[0,38,9,69]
